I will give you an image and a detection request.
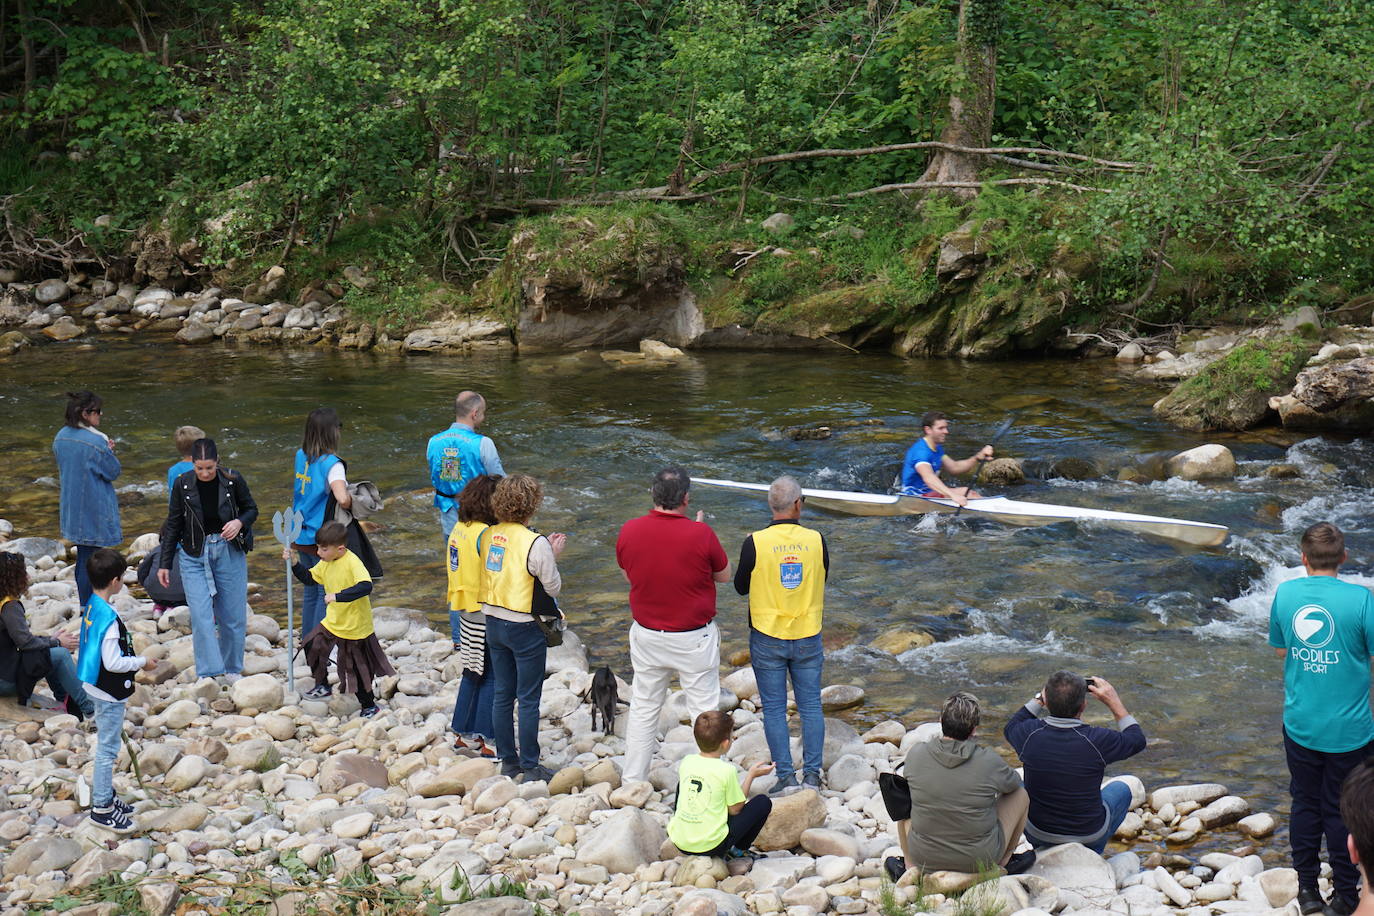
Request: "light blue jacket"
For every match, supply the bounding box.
[53,425,122,546]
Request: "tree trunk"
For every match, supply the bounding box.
[918,0,999,198]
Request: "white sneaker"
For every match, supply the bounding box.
[222,673,243,685]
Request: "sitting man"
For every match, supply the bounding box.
[1339,758,1374,916]
[1004,671,1146,853]
[900,411,993,506]
[888,692,1034,882]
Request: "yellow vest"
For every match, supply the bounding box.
[483,522,539,615]
[748,523,825,640]
[446,520,488,613]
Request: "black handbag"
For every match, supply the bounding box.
[878,766,912,821]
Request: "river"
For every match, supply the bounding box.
[2,338,1371,858]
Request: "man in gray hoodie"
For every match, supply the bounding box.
[888,692,1035,882]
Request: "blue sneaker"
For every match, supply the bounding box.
[768,773,799,797]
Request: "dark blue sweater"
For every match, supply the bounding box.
[1004,700,1147,837]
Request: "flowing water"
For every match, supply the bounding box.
[2,338,1371,857]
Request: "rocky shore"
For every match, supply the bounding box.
[0,534,1328,916]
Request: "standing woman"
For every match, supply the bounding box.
[448,474,501,757]
[52,391,121,610]
[289,407,351,639]
[159,439,258,681]
[482,474,566,783]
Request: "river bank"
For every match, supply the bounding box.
[0,541,1317,916]
[3,230,1372,438]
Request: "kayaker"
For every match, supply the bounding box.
[899,411,993,506]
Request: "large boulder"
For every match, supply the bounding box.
[754,788,826,851]
[1028,843,1118,910]
[34,278,71,304]
[1153,336,1318,431]
[1165,444,1236,481]
[575,807,665,873]
[482,210,705,352]
[230,673,283,711]
[1272,356,1374,432]
[403,316,511,352]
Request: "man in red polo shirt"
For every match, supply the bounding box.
[616,467,732,784]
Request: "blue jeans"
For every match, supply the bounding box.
[440,508,462,645]
[297,550,324,639]
[179,537,248,678]
[1091,780,1135,853]
[91,696,126,808]
[75,544,98,610]
[0,647,92,715]
[750,629,825,780]
[485,615,547,771]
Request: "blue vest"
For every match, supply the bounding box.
[292,449,341,545]
[77,593,135,699]
[427,425,485,511]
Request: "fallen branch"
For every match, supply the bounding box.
[686,141,1140,189]
[812,177,1113,200]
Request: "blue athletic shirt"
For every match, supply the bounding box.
[901,439,945,494]
[167,460,193,493]
[1269,573,1374,753]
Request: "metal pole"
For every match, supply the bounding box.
[285,554,296,696]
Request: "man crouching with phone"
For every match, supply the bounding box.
[1004,671,1147,854]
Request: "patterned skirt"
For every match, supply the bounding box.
[303,625,396,695]
[458,612,487,676]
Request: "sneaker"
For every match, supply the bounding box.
[768,773,799,797]
[725,846,759,862]
[303,684,332,699]
[520,764,556,785]
[885,855,908,883]
[1004,848,1037,875]
[1298,888,1326,916]
[358,705,380,718]
[1326,894,1359,916]
[152,603,168,618]
[222,673,242,685]
[801,771,822,790]
[63,695,88,722]
[90,806,136,835]
[500,759,522,780]
[111,797,134,818]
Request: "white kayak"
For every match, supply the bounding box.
[691,478,1229,547]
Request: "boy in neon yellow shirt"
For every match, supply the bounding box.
[668,710,775,858]
[286,521,395,717]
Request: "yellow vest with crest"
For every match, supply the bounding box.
[482,522,540,614]
[748,523,825,639]
[446,520,488,613]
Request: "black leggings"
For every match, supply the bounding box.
[357,687,374,708]
[702,796,772,856]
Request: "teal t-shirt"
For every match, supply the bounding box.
[1268,574,1374,753]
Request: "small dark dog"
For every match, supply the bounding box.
[588,665,619,734]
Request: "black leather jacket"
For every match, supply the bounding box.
[160,467,258,566]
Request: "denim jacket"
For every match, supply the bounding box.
[52,426,122,546]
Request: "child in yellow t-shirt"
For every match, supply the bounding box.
[668,710,775,859]
[286,521,394,717]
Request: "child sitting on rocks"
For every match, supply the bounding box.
[78,548,156,834]
[286,521,393,717]
[667,710,774,860]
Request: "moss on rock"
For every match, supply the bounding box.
[1153,335,1319,431]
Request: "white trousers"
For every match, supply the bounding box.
[622,620,721,783]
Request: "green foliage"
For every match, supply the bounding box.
[1,0,1372,334]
